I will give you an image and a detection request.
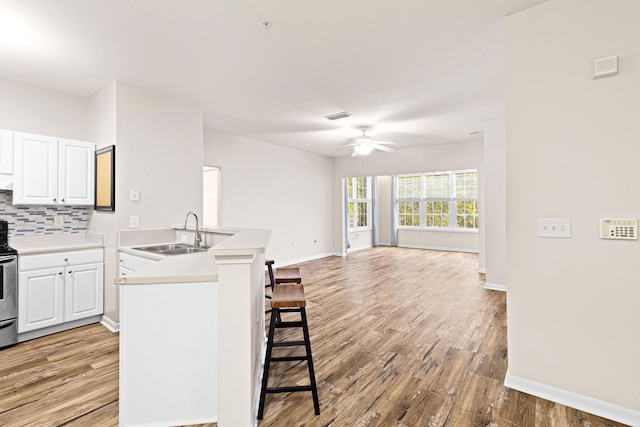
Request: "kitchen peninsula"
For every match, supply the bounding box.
[116,227,271,427]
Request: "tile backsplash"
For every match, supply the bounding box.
[0,191,91,236]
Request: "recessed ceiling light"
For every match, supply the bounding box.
[324,111,352,121]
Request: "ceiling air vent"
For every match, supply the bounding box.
[324,111,352,121]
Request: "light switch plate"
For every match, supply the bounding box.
[129,189,140,202]
[54,215,64,227]
[537,218,571,238]
[129,216,139,229]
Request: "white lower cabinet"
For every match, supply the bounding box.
[64,262,104,322]
[18,267,65,332]
[18,249,104,333]
[119,251,157,277]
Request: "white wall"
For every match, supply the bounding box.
[333,139,484,254]
[87,82,118,325]
[115,81,204,232]
[203,128,334,264]
[506,0,640,423]
[377,175,392,245]
[87,81,204,326]
[483,117,506,288]
[0,77,87,140]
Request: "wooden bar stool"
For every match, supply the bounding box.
[265,259,276,296]
[274,267,302,284]
[257,284,320,419]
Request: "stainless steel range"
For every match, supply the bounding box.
[0,220,18,349]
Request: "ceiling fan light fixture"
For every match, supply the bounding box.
[354,144,374,155]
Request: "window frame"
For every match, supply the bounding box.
[347,176,372,231]
[396,169,478,232]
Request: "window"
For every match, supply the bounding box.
[347,176,371,230]
[396,170,478,231]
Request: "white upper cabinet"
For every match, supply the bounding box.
[13,132,95,206]
[0,130,14,175]
[13,132,58,205]
[58,139,95,205]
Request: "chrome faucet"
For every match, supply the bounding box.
[184,211,203,246]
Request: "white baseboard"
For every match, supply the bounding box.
[398,243,479,254]
[477,267,487,274]
[504,371,640,426]
[275,252,340,267]
[100,315,120,333]
[346,245,373,253]
[484,282,507,292]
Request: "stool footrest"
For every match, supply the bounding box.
[273,340,306,348]
[271,355,309,362]
[278,307,301,312]
[265,385,313,394]
[275,321,303,328]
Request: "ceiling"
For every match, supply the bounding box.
[0,0,548,157]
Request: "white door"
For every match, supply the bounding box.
[18,268,64,333]
[64,262,104,322]
[13,132,58,205]
[58,139,95,205]
[0,129,14,175]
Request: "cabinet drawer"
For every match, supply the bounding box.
[19,249,103,271]
[119,252,148,271]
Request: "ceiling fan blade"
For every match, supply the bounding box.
[351,150,360,157]
[338,142,358,148]
[372,140,398,145]
[373,144,395,153]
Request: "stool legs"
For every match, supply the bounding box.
[300,307,320,415]
[258,306,320,419]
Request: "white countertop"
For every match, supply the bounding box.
[115,251,218,285]
[116,227,270,285]
[10,233,104,254]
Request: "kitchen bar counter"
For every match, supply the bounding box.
[114,251,217,284]
[117,227,271,427]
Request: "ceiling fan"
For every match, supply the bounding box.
[340,127,398,157]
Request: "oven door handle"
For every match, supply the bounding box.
[0,255,15,263]
[0,319,16,330]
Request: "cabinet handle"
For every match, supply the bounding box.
[61,198,65,203]
[68,270,73,274]
[64,258,68,262]
[53,198,57,202]
[58,272,63,275]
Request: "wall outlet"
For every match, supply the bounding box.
[129,216,139,229]
[54,215,64,227]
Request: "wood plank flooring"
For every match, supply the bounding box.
[0,247,629,426]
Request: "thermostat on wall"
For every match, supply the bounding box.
[599,218,637,240]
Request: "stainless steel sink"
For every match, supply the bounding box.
[158,247,209,255]
[133,243,209,255]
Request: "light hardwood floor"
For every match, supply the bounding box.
[0,247,628,426]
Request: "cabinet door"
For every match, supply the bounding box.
[58,139,95,205]
[13,132,58,205]
[18,268,64,333]
[64,262,104,322]
[0,129,13,174]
